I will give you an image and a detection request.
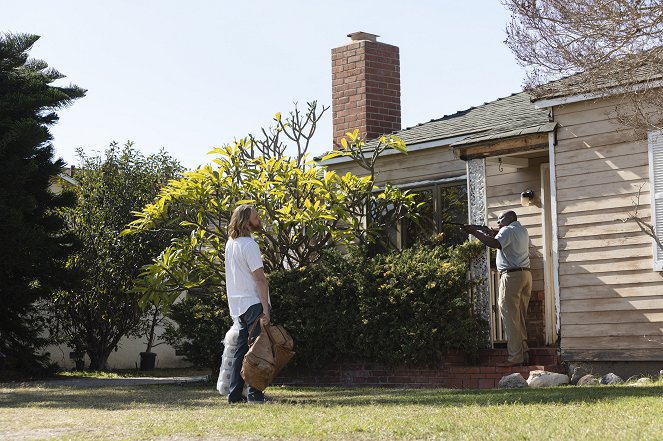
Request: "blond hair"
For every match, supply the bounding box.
[228,204,254,239]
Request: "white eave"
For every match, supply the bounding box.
[58,173,78,186]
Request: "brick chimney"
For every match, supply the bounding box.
[331,32,401,148]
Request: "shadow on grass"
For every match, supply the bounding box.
[2,383,663,410]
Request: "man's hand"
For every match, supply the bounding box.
[462,224,497,237]
[462,224,478,235]
[260,310,270,326]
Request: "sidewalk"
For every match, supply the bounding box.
[2,375,209,388]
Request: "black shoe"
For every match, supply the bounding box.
[228,396,247,404]
[247,395,274,404]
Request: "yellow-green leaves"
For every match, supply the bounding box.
[320,150,344,161]
[346,129,360,142]
[128,120,417,311]
[387,136,407,153]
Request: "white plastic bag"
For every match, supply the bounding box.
[216,321,241,395]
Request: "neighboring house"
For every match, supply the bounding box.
[45,168,191,370]
[323,32,663,373]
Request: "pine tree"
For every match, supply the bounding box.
[0,33,85,375]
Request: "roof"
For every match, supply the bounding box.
[532,54,663,102]
[391,92,550,147]
[318,91,554,163]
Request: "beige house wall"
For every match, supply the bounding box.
[42,323,192,370]
[325,146,465,186]
[553,96,663,360]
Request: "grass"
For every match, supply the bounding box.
[55,367,211,379]
[2,382,663,440]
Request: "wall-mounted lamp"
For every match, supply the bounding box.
[520,189,535,207]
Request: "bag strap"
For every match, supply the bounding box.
[247,313,266,347]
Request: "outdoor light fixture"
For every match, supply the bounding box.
[521,189,535,207]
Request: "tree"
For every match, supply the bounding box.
[502,0,663,131]
[50,142,183,370]
[0,33,84,374]
[124,102,420,309]
[621,183,663,253]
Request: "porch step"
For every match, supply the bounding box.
[478,347,560,367]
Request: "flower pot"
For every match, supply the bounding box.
[139,351,157,371]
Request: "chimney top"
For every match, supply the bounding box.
[347,31,379,42]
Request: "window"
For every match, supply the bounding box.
[372,181,468,252]
[647,130,663,270]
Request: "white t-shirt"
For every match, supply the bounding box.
[225,236,268,318]
[495,220,530,271]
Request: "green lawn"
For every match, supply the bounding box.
[1,383,663,440]
[55,367,211,379]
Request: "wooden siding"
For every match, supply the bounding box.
[324,146,465,187]
[486,154,549,293]
[554,96,663,361]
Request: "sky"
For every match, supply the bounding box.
[5,0,527,170]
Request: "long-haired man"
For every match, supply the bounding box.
[225,204,271,403]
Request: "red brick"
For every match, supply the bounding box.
[478,379,497,389]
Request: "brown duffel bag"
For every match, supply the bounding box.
[241,316,295,391]
[265,321,294,376]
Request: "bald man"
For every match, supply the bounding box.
[463,211,531,367]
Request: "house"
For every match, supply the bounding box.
[324,32,663,376]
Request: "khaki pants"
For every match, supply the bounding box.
[498,271,532,364]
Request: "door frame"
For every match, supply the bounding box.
[540,163,558,345]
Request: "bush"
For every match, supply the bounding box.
[269,248,365,369]
[357,241,488,366]
[271,241,488,369]
[162,288,231,374]
[165,241,488,371]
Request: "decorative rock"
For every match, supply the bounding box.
[498,373,528,389]
[637,377,653,384]
[577,374,599,386]
[601,373,624,385]
[527,370,570,388]
[570,366,588,385]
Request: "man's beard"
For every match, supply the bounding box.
[249,219,262,232]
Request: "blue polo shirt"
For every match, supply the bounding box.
[495,221,530,271]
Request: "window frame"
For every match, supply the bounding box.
[647,130,663,271]
[400,181,469,249]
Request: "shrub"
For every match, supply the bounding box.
[269,248,365,369]
[165,241,488,371]
[162,288,231,374]
[358,241,488,366]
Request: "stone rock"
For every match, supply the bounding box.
[527,370,570,388]
[570,366,588,385]
[577,374,599,386]
[637,377,653,384]
[601,373,624,385]
[498,373,528,389]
